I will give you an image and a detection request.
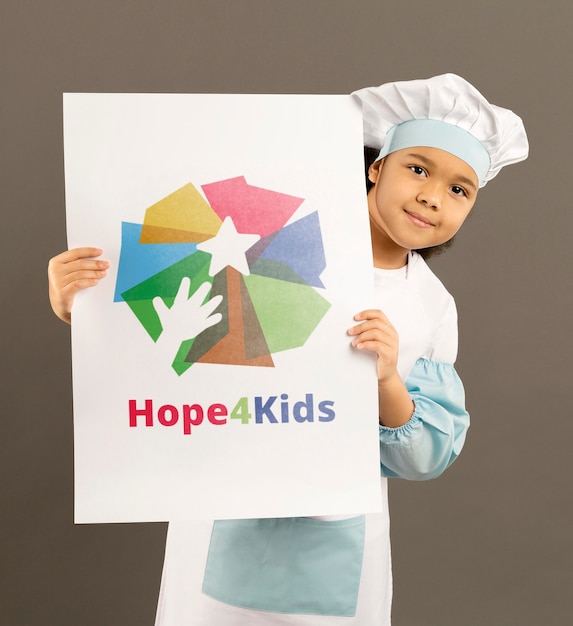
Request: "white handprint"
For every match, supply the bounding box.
[152,278,223,363]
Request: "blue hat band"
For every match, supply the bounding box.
[376,119,491,185]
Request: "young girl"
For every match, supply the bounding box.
[49,74,528,625]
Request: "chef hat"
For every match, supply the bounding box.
[352,73,528,187]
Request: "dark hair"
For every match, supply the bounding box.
[364,146,454,260]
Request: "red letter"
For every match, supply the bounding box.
[183,404,204,435]
[208,403,228,426]
[129,399,154,428]
[158,404,179,427]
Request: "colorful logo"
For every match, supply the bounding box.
[114,176,331,375]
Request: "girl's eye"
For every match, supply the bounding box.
[451,185,467,197]
[409,165,426,176]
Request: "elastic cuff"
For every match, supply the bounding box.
[379,404,420,436]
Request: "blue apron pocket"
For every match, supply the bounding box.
[202,516,365,616]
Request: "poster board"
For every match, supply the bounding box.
[64,93,381,523]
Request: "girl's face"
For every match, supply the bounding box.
[367,146,478,267]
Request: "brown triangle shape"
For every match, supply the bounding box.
[197,267,274,367]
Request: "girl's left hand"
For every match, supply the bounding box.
[348,309,399,385]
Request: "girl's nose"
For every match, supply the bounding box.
[416,185,442,209]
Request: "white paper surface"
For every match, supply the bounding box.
[64,93,381,523]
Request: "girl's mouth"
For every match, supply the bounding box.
[404,210,435,228]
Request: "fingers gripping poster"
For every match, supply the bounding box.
[64,93,381,523]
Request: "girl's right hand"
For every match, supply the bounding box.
[48,247,109,324]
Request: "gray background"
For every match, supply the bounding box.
[1,1,571,624]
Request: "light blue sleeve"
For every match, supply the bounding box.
[379,358,470,481]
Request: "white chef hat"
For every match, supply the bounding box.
[352,73,528,187]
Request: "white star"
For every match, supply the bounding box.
[197,216,260,277]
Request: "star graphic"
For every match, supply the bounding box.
[197,216,261,277]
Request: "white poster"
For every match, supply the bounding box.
[64,93,381,523]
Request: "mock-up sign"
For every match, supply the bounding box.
[64,93,381,523]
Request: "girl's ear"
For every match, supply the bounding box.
[368,158,383,184]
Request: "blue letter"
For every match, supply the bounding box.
[255,396,278,423]
[318,400,335,422]
[294,394,314,423]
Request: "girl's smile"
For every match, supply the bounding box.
[367,146,478,268]
[403,210,435,228]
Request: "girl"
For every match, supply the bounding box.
[48,74,528,625]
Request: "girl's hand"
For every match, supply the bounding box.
[348,309,399,386]
[48,247,109,324]
[348,309,414,427]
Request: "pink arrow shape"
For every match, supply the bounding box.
[201,176,304,239]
